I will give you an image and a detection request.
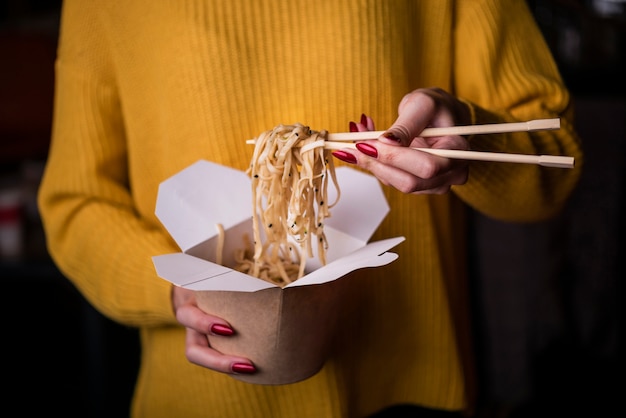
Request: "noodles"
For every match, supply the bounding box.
[233,232,301,284]
[237,123,340,285]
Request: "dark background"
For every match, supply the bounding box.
[1,1,623,417]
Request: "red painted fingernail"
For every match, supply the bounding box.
[232,363,257,374]
[382,131,400,142]
[360,113,368,126]
[210,324,234,336]
[355,142,378,158]
[332,150,357,164]
[349,121,358,132]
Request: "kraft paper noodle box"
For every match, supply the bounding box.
[152,160,404,385]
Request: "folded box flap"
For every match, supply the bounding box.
[325,166,389,243]
[152,253,278,292]
[155,160,252,252]
[286,236,406,288]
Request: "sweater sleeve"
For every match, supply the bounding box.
[451,0,583,222]
[37,0,178,327]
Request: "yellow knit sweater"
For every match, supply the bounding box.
[38,1,582,417]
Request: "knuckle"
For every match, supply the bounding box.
[415,158,440,179]
[396,177,419,194]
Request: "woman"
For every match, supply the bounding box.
[38,1,582,417]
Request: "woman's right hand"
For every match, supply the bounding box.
[172,285,257,375]
[334,88,471,195]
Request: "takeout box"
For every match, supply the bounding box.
[152,160,404,384]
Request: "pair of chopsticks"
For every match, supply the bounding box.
[246,118,574,168]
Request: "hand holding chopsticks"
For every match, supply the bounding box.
[246,118,574,168]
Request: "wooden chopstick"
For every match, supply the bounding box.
[326,118,560,141]
[245,119,560,144]
[322,141,574,168]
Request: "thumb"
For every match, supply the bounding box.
[381,93,436,147]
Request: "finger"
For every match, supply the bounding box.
[350,120,369,132]
[369,158,467,195]
[176,304,233,336]
[410,168,469,195]
[185,328,256,374]
[381,94,438,146]
[360,113,375,131]
[349,114,376,132]
[356,141,458,180]
[347,142,468,193]
[354,121,369,132]
[332,146,466,194]
[382,89,458,147]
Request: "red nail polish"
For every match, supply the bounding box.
[349,121,358,132]
[360,113,368,126]
[382,131,400,142]
[355,142,378,158]
[332,150,357,164]
[232,363,256,374]
[210,324,235,336]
